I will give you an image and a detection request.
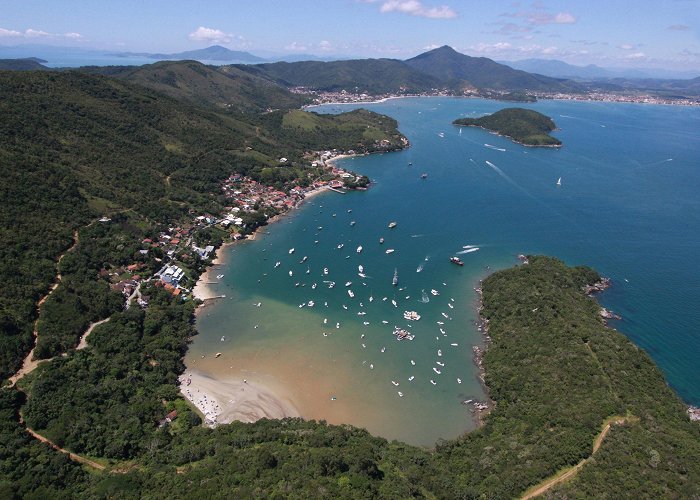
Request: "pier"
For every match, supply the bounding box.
[326,186,346,194]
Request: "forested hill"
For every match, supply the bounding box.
[405,45,573,92]
[239,58,445,94]
[0,69,406,383]
[78,60,309,112]
[454,107,562,146]
[242,45,579,95]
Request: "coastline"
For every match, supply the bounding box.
[180,370,300,426]
[454,123,562,148]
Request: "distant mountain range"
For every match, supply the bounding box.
[112,45,267,63]
[501,58,700,81]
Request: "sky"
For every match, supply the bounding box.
[1,0,699,70]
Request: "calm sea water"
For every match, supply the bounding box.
[189,97,700,446]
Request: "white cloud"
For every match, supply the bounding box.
[618,43,634,50]
[624,52,647,60]
[0,27,84,40]
[188,26,236,44]
[667,24,690,31]
[284,41,308,52]
[423,43,442,50]
[371,0,457,19]
[0,28,22,37]
[469,42,513,54]
[319,40,334,52]
[502,10,576,25]
[25,29,51,37]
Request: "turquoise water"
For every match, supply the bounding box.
[189,97,700,446]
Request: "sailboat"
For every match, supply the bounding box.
[556,177,562,186]
[392,268,398,286]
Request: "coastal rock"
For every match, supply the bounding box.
[584,277,612,295]
[688,405,700,421]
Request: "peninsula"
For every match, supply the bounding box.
[453,107,562,147]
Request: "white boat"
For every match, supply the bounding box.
[388,222,397,228]
[336,322,340,328]
[451,343,458,347]
[392,268,398,286]
[430,379,437,386]
[457,378,462,384]
[410,360,416,366]
[289,248,294,254]
[385,249,395,254]
[312,283,317,289]
[379,237,385,244]
[391,299,397,307]
[328,282,335,288]
[337,243,344,249]
[348,290,355,298]
[358,265,363,273]
[216,274,224,279]
[369,296,374,302]
[357,245,363,253]
[382,320,388,324]
[433,367,441,374]
[436,361,444,367]
[345,281,352,287]
[381,347,386,353]
[438,132,445,138]
[391,380,399,386]
[289,271,293,276]
[403,311,421,321]
[308,301,315,307]
[448,303,454,309]
[398,391,404,397]
[438,349,442,357]
[350,221,356,226]
[358,273,367,278]
[431,289,439,296]
[274,262,281,268]
[557,177,562,186]
[408,376,415,381]
[301,256,308,263]
[323,268,329,275]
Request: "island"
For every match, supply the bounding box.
[453,107,562,147]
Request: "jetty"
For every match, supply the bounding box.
[326,186,346,194]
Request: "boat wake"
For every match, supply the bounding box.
[420,290,430,303]
[484,143,506,152]
[457,247,480,254]
[416,263,424,273]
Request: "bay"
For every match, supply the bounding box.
[187,97,700,447]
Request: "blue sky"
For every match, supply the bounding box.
[1,0,699,69]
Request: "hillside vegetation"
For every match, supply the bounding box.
[79,60,308,112]
[454,107,562,146]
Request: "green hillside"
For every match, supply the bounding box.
[406,45,574,92]
[454,107,562,146]
[80,60,308,112]
[241,58,446,93]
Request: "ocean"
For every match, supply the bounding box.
[187,97,700,447]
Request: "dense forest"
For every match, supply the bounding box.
[0,66,697,498]
[453,107,562,146]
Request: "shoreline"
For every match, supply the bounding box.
[180,370,300,426]
[454,123,562,148]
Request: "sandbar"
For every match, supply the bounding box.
[180,369,300,426]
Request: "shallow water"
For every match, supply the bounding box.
[188,97,700,447]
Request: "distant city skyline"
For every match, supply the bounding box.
[1,0,699,70]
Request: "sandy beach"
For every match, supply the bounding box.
[180,370,300,426]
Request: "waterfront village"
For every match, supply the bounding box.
[295,86,700,107]
[104,150,368,308]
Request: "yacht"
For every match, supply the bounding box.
[388,221,397,228]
